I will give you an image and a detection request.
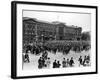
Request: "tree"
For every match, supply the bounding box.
[81,32,90,41]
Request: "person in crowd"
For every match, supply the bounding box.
[87,55,90,61]
[57,61,61,68]
[83,55,87,66]
[24,52,30,63]
[66,58,70,67]
[45,57,51,68]
[53,60,57,68]
[84,55,90,66]
[69,57,74,67]
[86,55,90,66]
[32,45,35,54]
[53,48,57,54]
[38,57,42,69]
[35,47,37,54]
[41,57,46,67]
[26,45,32,53]
[78,56,83,66]
[45,50,48,60]
[42,50,48,60]
[62,58,67,68]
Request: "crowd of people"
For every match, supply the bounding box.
[37,54,90,69]
[78,55,90,66]
[23,50,90,69]
[23,42,91,69]
[23,41,90,56]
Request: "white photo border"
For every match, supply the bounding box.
[11,1,98,79]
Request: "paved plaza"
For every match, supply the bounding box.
[23,50,91,70]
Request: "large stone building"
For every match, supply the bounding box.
[23,17,82,44]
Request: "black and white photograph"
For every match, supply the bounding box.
[11,1,97,79]
[22,10,91,70]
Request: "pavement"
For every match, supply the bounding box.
[23,50,91,70]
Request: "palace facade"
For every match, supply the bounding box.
[23,17,82,44]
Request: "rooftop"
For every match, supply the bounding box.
[23,17,81,28]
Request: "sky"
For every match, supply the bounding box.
[23,10,91,32]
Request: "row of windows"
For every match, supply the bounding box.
[24,23,81,36]
[24,24,56,32]
[24,31,80,39]
[37,23,56,28]
[24,30,56,36]
[37,26,55,31]
[24,23,36,30]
